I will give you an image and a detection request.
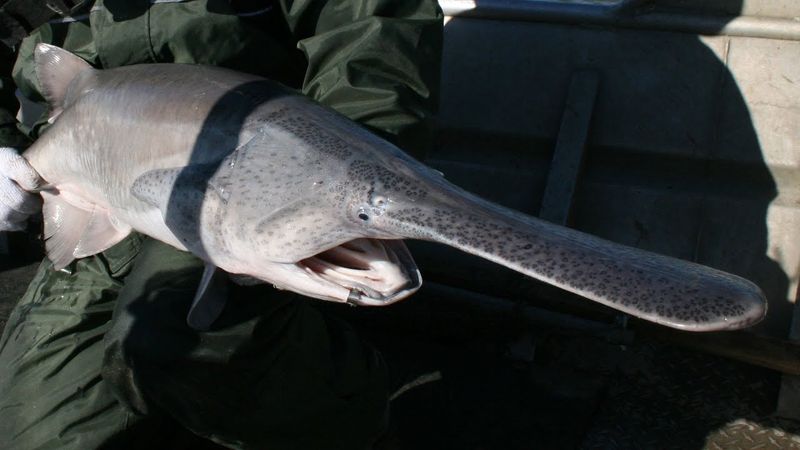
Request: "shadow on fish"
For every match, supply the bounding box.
[24,44,767,332]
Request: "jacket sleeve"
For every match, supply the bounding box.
[0,45,30,148]
[279,0,443,158]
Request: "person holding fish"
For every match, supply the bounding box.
[0,1,443,449]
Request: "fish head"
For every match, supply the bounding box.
[320,149,767,331]
[202,128,424,307]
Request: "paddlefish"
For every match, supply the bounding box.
[23,44,767,331]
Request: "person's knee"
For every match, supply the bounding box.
[101,242,205,416]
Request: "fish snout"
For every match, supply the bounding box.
[366,181,768,331]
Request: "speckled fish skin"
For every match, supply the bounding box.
[24,55,767,331]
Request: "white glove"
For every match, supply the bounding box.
[0,147,44,231]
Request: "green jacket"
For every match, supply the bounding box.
[4,0,442,157]
[0,3,442,449]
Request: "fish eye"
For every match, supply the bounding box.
[358,212,370,221]
[371,196,387,207]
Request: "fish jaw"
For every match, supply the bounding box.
[230,238,422,305]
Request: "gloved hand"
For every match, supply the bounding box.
[0,147,43,231]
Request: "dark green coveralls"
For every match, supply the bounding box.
[0,1,442,448]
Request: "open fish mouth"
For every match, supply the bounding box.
[297,238,422,306]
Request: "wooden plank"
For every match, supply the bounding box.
[642,326,800,376]
[539,70,599,225]
[777,286,800,418]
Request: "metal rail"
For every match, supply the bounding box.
[440,0,800,41]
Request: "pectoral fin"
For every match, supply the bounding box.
[131,167,191,212]
[131,165,226,245]
[187,263,228,331]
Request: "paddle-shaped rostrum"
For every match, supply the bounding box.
[24,44,766,331]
